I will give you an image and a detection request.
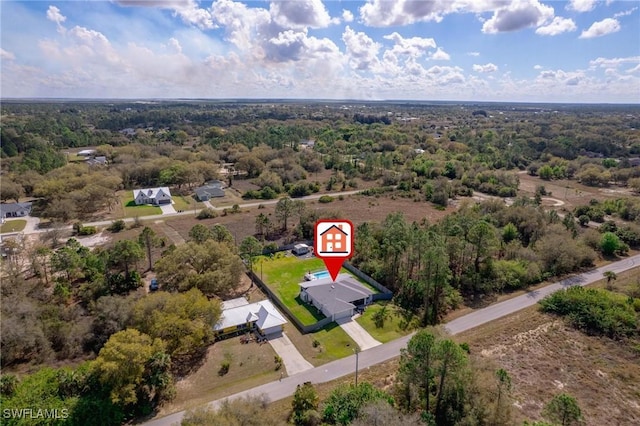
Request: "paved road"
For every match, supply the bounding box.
[142,254,640,426]
[1,190,364,236]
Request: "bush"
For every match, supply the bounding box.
[318,195,334,203]
[274,355,283,371]
[218,361,230,376]
[78,226,97,235]
[539,286,638,339]
[108,220,126,233]
[197,208,218,219]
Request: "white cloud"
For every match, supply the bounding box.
[430,47,450,60]
[342,9,354,23]
[537,69,586,86]
[46,5,66,33]
[626,64,640,74]
[473,63,498,73]
[579,18,621,38]
[1,48,16,61]
[467,51,480,57]
[533,64,543,69]
[270,0,332,29]
[482,0,554,34]
[589,56,640,68]
[117,0,214,29]
[342,26,381,71]
[383,32,436,57]
[567,0,597,13]
[167,37,182,54]
[614,7,638,18]
[535,16,577,36]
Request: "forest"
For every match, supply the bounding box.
[1,100,639,425]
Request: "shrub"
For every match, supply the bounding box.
[78,226,97,235]
[218,361,230,376]
[318,195,334,203]
[197,208,218,219]
[108,220,126,233]
[274,355,283,371]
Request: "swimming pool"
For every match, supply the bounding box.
[313,271,330,279]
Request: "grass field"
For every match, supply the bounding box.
[172,195,201,212]
[355,302,412,343]
[120,194,162,218]
[0,219,27,233]
[259,255,331,325]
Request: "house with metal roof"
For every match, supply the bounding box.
[299,274,374,321]
[214,297,287,339]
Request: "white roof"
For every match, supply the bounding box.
[222,297,250,310]
[133,187,172,199]
[214,299,287,331]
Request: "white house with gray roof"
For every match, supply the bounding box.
[214,297,287,338]
[133,187,172,205]
[299,274,374,321]
[0,202,32,223]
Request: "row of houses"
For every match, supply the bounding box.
[133,180,227,206]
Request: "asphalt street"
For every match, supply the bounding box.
[142,253,639,426]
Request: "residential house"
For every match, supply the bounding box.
[133,187,172,205]
[0,202,32,222]
[194,181,225,201]
[214,297,287,339]
[299,274,374,321]
[292,243,310,256]
[86,156,107,166]
[318,224,348,254]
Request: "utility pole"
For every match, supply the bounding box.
[354,347,360,387]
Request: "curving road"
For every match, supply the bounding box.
[142,254,640,426]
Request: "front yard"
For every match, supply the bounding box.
[0,219,27,233]
[120,193,161,218]
[355,301,413,343]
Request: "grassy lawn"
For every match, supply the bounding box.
[120,194,161,218]
[355,301,412,343]
[283,322,358,366]
[0,219,27,233]
[172,195,201,212]
[259,255,330,325]
[258,254,380,326]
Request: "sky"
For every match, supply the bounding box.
[1,0,639,103]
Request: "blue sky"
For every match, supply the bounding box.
[1,0,639,102]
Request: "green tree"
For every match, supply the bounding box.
[275,197,296,231]
[323,382,393,425]
[131,288,221,367]
[188,223,212,243]
[603,270,617,290]
[600,232,622,256]
[239,236,263,278]
[494,369,512,424]
[255,213,270,239]
[502,223,518,244]
[538,165,553,180]
[51,240,84,282]
[92,328,169,407]
[138,226,162,271]
[109,239,144,278]
[291,382,319,426]
[154,239,242,297]
[542,393,583,426]
[372,304,390,329]
[210,224,234,244]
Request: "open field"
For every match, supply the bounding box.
[518,172,635,211]
[171,194,202,212]
[0,219,26,233]
[355,301,413,343]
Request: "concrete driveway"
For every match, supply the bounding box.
[267,332,313,376]
[336,316,381,350]
[159,203,177,214]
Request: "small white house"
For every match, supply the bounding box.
[133,187,172,206]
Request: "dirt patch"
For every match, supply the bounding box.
[457,307,640,426]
